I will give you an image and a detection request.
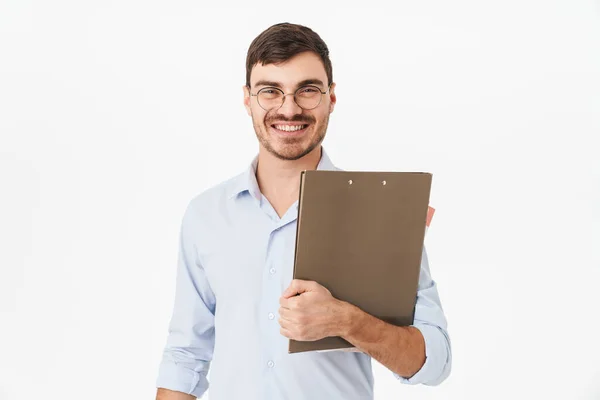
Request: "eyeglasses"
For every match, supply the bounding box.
[249,84,331,111]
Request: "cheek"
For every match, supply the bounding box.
[311,115,325,129]
[315,108,329,122]
[251,111,268,128]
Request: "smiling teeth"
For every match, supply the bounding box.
[275,125,306,132]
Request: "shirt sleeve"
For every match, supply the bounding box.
[393,245,452,386]
[156,200,217,398]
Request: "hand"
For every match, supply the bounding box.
[278,279,350,341]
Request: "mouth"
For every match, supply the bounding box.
[269,123,310,136]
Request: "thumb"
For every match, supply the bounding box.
[282,279,311,299]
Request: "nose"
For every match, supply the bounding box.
[277,93,303,117]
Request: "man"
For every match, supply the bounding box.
[156,22,451,400]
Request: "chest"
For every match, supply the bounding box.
[198,217,298,308]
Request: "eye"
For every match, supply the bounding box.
[258,88,282,100]
[297,86,321,98]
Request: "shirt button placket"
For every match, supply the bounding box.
[264,225,280,380]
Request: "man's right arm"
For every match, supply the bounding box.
[156,388,195,400]
[155,201,217,399]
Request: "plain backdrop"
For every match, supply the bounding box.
[1,1,599,399]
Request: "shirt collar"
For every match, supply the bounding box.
[228,146,337,201]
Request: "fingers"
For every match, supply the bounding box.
[279,317,302,340]
[280,326,293,339]
[278,306,303,331]
[279,296,291,309]
[278,306,291,319]
[278,314,296,336]
[282,279,319,299]
[281,280,297,298]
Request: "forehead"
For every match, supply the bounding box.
[250,51,328,88]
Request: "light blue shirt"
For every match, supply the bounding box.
[156,148,452,399]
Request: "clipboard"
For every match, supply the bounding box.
[288,170,432,354]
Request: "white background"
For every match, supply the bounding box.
[1,1,599,399]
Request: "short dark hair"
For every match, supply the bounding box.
[245,22,333,88]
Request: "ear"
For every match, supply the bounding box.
[328,82,337,114]
[243,85,252,116]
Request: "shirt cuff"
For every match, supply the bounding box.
[156,360,209,398]
[393,323,450,385]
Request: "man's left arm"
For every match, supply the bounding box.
[340,246,452,385]
[279,246,452,385]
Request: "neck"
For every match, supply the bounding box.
[255,146,322,211]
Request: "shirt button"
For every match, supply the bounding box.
[267,360,274,368]
[269,267,276,274]
[268,312,275,320]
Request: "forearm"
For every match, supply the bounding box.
[156,388,195,400]
[338,302,426,379]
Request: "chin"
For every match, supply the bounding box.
[270,144,311,161]
[272,137,324,161]
[256,123,325,161]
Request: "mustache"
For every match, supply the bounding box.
[266,113,314,124]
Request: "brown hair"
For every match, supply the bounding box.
[245,22,333,88]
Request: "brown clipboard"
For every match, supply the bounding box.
[288,170,432,354]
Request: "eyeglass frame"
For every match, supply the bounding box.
[248,83,332,111]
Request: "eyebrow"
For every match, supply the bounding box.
[253,78,325,89]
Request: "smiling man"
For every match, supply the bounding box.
[155,22,451,400]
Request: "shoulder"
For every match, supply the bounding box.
[191,172,242,206]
